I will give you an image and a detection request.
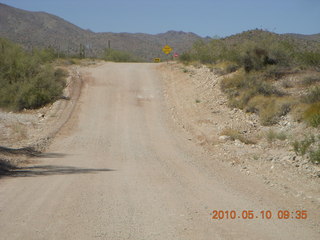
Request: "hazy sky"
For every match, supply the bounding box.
[1,0,319,37]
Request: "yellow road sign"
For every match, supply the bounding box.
[162,45,173,54]
[154,58,161,63]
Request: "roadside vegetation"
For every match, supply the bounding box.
[0,38,68,111]
[0,37,141,112]
[179,30,320,128]
[292,134,320,164]
[221,127,256,145]
[103,48,139,62]
[179,30,320,165]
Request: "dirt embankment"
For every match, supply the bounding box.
[159,63,320,206]
[0,64,85,171]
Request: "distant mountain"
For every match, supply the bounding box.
[0,3,203,61]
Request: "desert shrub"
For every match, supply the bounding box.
[54,68,68,80]
[246,96,293,125]
[223,62,239,74]
[292,134,320,164]
[300,76,320,86]
[297,51,320,67]
[32,47,57,63]
[309,147,320,164]
[292,135,315,156]
[0,38,66,111]
[220,71,247,94]
[257,81,283,96]
[263,65,289,80]
[183,39,243,65]
[190,40,214,64]
[266,40,297,66]
[281,80,293,88]
[15,66,66,110]
[266,129,287,143]
[304,102,320,127]
[302,86,320,104]
[221,71,284,111]
[103,48,137,62]
[179,52,192,63]
[241,47,277,72]
[209,61,239,75]
[291,103,309,122]
[258,98,279,125]
[222,71,282,96]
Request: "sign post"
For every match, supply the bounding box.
[162,45,173,64]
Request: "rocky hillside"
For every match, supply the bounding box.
[0,3,202,61]
[222,29,320,52]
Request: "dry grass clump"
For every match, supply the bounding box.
[220,128,256,144]
[300,75,320,86]
[303,102,320,127]
[292,134,320,164]
[221,71,293,126]
[265,129,287,143]
[247,96,294,126]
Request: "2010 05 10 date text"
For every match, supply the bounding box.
[211,210,308,220]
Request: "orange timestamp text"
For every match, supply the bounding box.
[211,210,308,220]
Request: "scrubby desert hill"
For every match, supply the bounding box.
[222,29,320,52]
[0,3,202,60]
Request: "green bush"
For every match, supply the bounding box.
[192,40,214,64]
[103,48,137,62]
[297,51,320,67]
[179,52,192,63]
[15,66,66,110]
[242,47,277,72]
[292,135,315,156]
[32,47,57,63]
[0,38,66,111]
[292,135,320,164]
[302,86,320,104]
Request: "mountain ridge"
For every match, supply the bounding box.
[1,3,319,61]
[0,3,203,60]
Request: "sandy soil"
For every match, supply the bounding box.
[0,62,319,239]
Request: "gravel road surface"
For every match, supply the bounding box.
[0,63,319,239]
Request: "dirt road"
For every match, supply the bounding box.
[0,63,319,239]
